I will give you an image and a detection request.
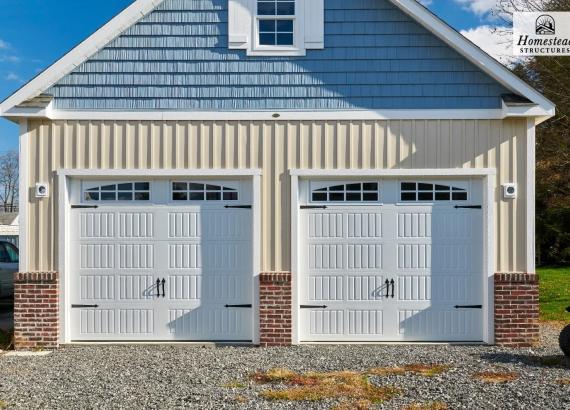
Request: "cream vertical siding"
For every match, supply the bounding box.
[24,118,529,273]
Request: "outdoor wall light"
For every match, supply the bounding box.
[35,182,49,198]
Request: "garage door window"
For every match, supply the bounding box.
[171,182,238,201]
[400,182,467,202]
[311,182,380,202]
[84,182,150,201]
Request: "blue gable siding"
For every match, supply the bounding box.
[47,0,510,110]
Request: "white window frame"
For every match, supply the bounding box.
[398,180,470,204]
[309,180,382,204]
[81,180,152,203]
[170,181,241,203]
[250,0,305,56]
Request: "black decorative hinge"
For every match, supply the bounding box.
[224,205,252,209]
[71,304,99,308]
[71,205,99,209]
[454,205,482,209]
[454,305,483,309]
[301,205,328,210]
[225,304,253,308]
[300,305,328,309]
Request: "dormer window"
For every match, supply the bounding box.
[257,0,295,46]
[228,0,324,56]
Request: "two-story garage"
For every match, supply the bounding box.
[0,0,554,349]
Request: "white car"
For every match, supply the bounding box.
[0,241,18,299]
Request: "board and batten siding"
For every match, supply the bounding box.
[25,118,528,273]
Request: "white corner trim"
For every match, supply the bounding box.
[290,174,300,345]
[290,168,497,177]
[526,118,536,273]
[252,174,262,345]
[391,0,555,115]
[1,107,554,121]
[58,173,70,343]
[483,174,495,344]
[0,0,164,113]
[56,168,262,177]
[18,120,29,272]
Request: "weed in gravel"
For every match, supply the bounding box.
[402,402,448,410]
[0,400,7,410]
[333,398,373,410]
[253,369,400,407]
[224,380,247,388]
[472,371,520,383]
[557,379,570,385]
[369,364,451,377]
[233,394,249,403]
[251,367,298,383]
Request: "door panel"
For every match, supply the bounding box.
[69,179,253,342]
[299,178,484,342]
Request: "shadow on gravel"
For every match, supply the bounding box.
[479,352,570,369]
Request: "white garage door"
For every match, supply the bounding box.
[69,179,253,341]
[299,179,484,342]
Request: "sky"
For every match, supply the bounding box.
[0,0,510,153]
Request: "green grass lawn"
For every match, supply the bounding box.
[538,266,570,322]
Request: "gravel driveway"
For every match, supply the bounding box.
[0,324,568,410]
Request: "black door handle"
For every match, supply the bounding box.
[161,278,166,298]
[385,279,390,298]
[156,278,161,298]
[390,279,395,298]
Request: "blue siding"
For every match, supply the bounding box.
[47,0,510,110]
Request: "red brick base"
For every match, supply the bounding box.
[14,272,59,350]
[494,273,539,347]
[259,272,292,347]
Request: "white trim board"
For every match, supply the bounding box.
[0,0,554,118]
[56,168,262,177]
[290,168,496,177]
[526,118,536,273]
[57,168,262,344]
[1,106,554,122]
[18,120,29,272]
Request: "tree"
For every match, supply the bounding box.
[493,0,570,264]
[0,151,18,213]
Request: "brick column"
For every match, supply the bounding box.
[14,272,59,350]
[494,273,539,347]
[259,272,292,347]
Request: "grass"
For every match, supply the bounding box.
[251,368,401,408]
[557,379,570,386]
[538,266,570,322]
[223,380,247,388]
[472,371,519,383]
[402,402,448,410]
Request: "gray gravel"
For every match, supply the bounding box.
[0,324,569,410]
